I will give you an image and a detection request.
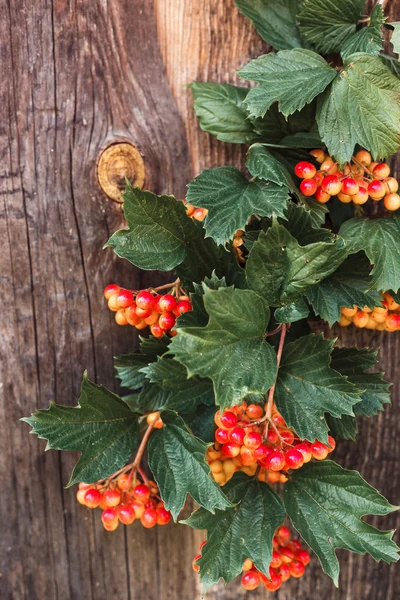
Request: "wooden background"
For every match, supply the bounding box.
[1,0,399,598]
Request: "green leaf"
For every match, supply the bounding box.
[282,203,334,245]
[105,183,199,271]
[181,405,218,443]
[341,5,386,59]
[114,335,170,390]
[380,53,400,78]
[240,49,336,118]
[339,216,400,292]
[306,254,382,326]
[284,461,399,585]
[186,167,289,245]
[147,411,231,519]
[191,82,256,144]
[246,220,347,306]
[246,144,295,188]
[235,0,303,50]
[253,102,317,143]
[326,414,358,441]
[317,54,400,164]
[123,380,171,414]
[22,373,139,486]
[299,0,364,54]
[170,286,277,411]
[274,298,310,323]
[183,472,285,591]
[142,357,215,413]
[275,334,362,442]
[331,347,391,417]
[279,131,322,148]
[388,22,400,56]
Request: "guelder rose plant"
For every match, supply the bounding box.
[24,0,400,594]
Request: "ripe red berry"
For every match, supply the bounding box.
[341,177,359,196]
[158,312,176,331]
[373,163,390,180]
[266,429,279,444]
[280,547,295,564]
[215,427,230,444]
[150,323,164,338]
[157,505,172,525]
[220,411,238,429]
[221,442,241,458]
[117,289,134,308]
[84,488,102,508]
[133,484,151,503]
[327,436,336,452]
[296,442,313,463]
[277,526,291,541]
[314,187,331,203]
[280,430,295,445]
[252,444,272,463]
[300,178,317,196]
[241,570,260,590]
[279,563,291,582]
[141,507,158,528]
[174,300,192,316]
[103,489,121,507]
[285,448,304,470]
[104,284,120,300]
[311,441,329,460]
[115,310,128,326]
[243,431,262,449]
[246,404,264,419]
[158,294,177,312]
[117,473,131,490]
[229,426,245,445]
[270,550,282,568]
[118,504,136,525]
[295,549,311,566]
[136,290,154,310]
[290,560,305,578]
[368,179,386,200]
[352,185,368,205]
[101,507,118,525]
[265,450,286,471]
[309,149,325,163]
[131,500,145,518]
[295,161,317,180]
[321,174,342,196]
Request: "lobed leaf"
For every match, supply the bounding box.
[341,5,386,59]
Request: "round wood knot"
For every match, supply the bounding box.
[97,143,145,202]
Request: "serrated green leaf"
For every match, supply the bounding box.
[148,411,231,519]
[170,286,277,411]
[275,334,362,442]
[176,275,229,329]
[191,82,256,144]
[331,347,391,417]
[186,167,289,245]
[282,203,334,245]
[183,472,285,591]
[299,0,364,54]
[380,54,400,78]
[181,405,218,443]
[235,0,303,50]
[317,54,400,164]
[275,298,310,323]
[246,144,296,188]
[240,49,336,118]
[253,102,317,143]
[326,414,358,441]
[284,461,399,585]
[114,335,170,390]
[388,22,400,56]
[279,131,322,148]
[341,5,386,59]
[123,380,171,414]
[246,220,347,306]
[22,374,139,486]
[306,254,382,326]
[339,216,400,292]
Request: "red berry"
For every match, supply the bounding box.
[175,300,192,315]
[314,187,331,203]
[158,294,177,312]
[118,504,136,525]
[84,488,102,508]
[101,507,118,525]
[221,442,241,458]
[300,178,317,196]
[133,484,151,502]
[117,473,131,490]
[131,500,145,518]
[241,570,260,591]
[104,284,120,300]
[229,426,245,445]
[285,448,304,470]
[265,450,286,471]
[135,306,153,319]
[309,149,325,163]
[136,290,154,310]
[277,526,291,541]
[252,444,272,463]
[246,404,264,419]
[220,411,238,429]
[280,430,295,445]
[271,413,286,426]
[266,429,279,444]
[295,161,316,180]
[290,560,305,578]
[158,312,176,331]
[270,550,282,568]
[295,549,311,566]
[311,441,329,460]
[150,323,164,338]
[280,547,295,564]
[117,289,134,308]
[321,174,342,196]
[141,507,158,528]
[373,163,390,180]
[341,177,359,196]
[115,310,128,326]
[352,185,369,205]
[368,179,386,200]
[103,489,121,507]
[215,427,230,444]
[296,442,312,463]
[279,563,291,582]
[243,431,262,449]
[327,436,336,452]
[157,505,172,526]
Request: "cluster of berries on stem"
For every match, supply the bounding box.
[104,279,192,337]
[193,526,310,592]
[339,292,400,332]
[295,149,400,211]
[76,422,171,530]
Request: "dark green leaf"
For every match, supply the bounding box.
[148,411,231,519]
[331,347,391,417]
[181,405,218,443]
[184,472,285,591]
[186,167,289,245]
[279,131,322,148]
[170,286,277,411]
[275,298,310,323]
[317,55,400,164]
[380,54,400,78]
[326,414,358,441]
[235,0,303,50]
[339,216,400,292]
[299,0,364,54]
[306,254,382,326]
[275,334,362,442]
[341,5,386,59]
[246,144,296,188]
[253,102,317,143]
[284,461,399,585]
[123,380,171,414]
[22,373,139,486]
[246,220,347,306]
[191,82,256,143]
[240,49,336,118]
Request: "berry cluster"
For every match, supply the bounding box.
[193,526,310,592]
[207,402,335,486]
[104,283,192,337]
[295,149,400,211]
[339,292,400,332]
[76,470,171,531]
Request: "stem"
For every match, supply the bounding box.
[149,279,179,293]
[263,324,288,438]
[133,421,155,469]
[265,324,283,338]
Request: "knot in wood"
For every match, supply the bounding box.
[97,142,145,202]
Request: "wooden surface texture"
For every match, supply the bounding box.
[0,0,399,598]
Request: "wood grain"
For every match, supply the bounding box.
[0,1,398,599]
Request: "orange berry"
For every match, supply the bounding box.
[314,188,331,203]
[341,306,357,318]
[373,163,391,180]
[385,177,399,193]
[352,185,368,205]
[384,193,400,211]
[309,149,326,163]
[337,192,352,203]
[353,310,369,328]
[354,150,372,166]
